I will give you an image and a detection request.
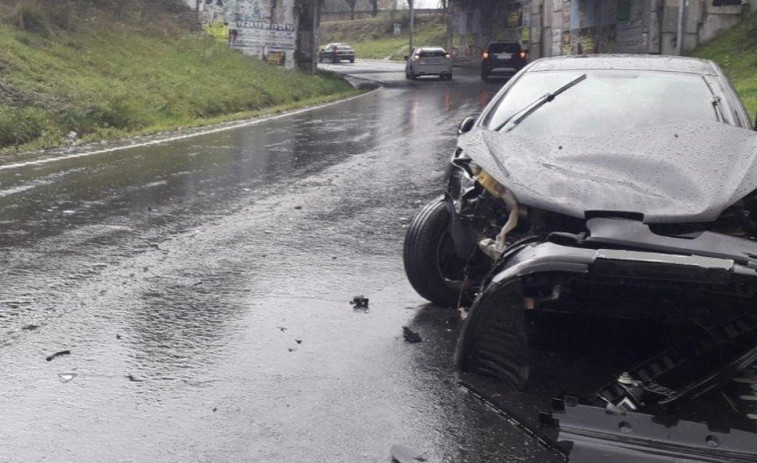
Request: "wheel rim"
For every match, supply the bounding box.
[435,229,466,286]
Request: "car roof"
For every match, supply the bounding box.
[528,54,718,75]
[417,47,446,52]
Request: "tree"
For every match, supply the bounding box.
[344,0,357,20]
[372,0,378,17]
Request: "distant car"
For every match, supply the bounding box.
[404,47,453,80]
[481,42,528,82]
[319,44,355,63]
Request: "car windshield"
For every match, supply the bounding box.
[337,46,353,51]
[483,70,723,136]
[488,43,520,53]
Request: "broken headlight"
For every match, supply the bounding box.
[473,165,507,199]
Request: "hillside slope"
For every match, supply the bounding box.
[691,13,757,124]
[320,14,446,60]
[0,0,354,153]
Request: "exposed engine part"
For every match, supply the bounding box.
[598,313,757,413]
[478,190,519,260]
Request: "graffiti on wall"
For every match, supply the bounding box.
[200,0,297,69]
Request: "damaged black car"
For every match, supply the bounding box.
[403,54,757,406]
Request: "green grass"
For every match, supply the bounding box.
[321,14,447,60]
[691,13,757,125]
[0,0,356,154]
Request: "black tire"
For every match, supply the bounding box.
[455,279,530,389]
[403,198,468,307]
[349,58,355,63]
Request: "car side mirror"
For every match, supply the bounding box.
[457,116,476,135]
[403,55,409,61]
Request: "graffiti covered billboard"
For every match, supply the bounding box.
[200,0,297,69]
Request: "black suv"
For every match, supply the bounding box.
[480,42,527,82]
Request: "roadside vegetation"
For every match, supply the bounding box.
[320,13,447,60]
[0,0,355,153]
[691,12,757,124]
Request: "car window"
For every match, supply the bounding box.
[483,70,723,136]
[337,46,353,51]
[488,43,521,53]
[419,50,447,58]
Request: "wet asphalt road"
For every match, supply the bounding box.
[0,61,564,462]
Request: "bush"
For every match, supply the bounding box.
[0,107,47,146]
[8,2,51,37]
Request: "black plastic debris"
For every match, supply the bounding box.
[46,350,71,362]
[295,339,302,344]
[402,326,422,343]
[22,324,39,331]
[126,374,144,382]
[390,444,427,463]
[350,295,369,309]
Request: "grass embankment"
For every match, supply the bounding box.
[691,13,757,124]
[0,0,356,154]
[321,14,447,60]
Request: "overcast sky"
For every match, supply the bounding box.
[404,0,439,8]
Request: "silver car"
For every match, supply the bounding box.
[404,47,453,80]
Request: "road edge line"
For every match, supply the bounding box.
[0,88,381,173]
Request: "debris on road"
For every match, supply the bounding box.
[46,350,71,362]
[126,374,144,382]
[390,444,427,463]
[288,348,296,352]
[278,326,287,332]
[402,326,422,343]
[58,373,76,383]
[22,324,39,331]
[350,295,369,309]
[295,339,302,344]
[294,205,303,210]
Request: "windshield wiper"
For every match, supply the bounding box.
[495,73,588,132]
[702,77,729,124]
[712,96,727,123]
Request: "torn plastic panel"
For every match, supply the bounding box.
[546,396,757,463]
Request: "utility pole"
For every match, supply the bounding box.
[312,0,319,74]
[676,0,686,55]
[409,0,415,53]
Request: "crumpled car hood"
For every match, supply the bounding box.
[458,121,757,223]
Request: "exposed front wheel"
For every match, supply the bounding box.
[455,279,530,389]
[403,198,468,308]
[349,59,355,63]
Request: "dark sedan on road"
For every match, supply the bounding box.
[319,43,355,63]
[404,54,757,460]
[481,41,528,82]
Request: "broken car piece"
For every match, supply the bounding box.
[350,295,369,309]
